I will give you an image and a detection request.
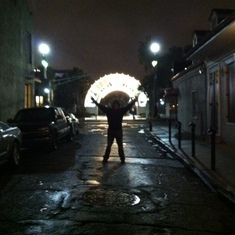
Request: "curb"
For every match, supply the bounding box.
[146,131,235,208]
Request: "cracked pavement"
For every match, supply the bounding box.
[0,120,234,234]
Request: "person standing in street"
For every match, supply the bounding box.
[91,97,137,164]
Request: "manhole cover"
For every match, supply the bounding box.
[83,189,140,206]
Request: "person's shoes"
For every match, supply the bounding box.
[121,158,125,164]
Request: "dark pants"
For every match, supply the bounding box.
[104,128,125,160]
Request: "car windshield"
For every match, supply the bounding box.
[14,108,55,122]
[0,121,9,130]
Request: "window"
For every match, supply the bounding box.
[192,91,198,119]
[226,61,235,123]
[26,32,32,64]
[25,84,32,108]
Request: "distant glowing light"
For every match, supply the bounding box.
[85,73,141,107]
[41,58,48,68]
[39,43,50,55]
[160,99,164,105]
[150,42,160,54]
[44,88,50,93]
[152,60,158,67]
[138,92,148,107]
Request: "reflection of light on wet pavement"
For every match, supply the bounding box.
[138,129,145,133]
[89,129,104,132]
[26,225,42,234]
[111,142,126,146]
[49,191,66,202]
[84,180,100,185]
[82,189,140,206]
[40,207,48,212]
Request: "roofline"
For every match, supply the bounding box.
[187,11,235,60]
[171,61,205,82]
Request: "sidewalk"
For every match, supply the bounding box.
[147,119,235,206]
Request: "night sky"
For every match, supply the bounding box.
[29,0,235,80]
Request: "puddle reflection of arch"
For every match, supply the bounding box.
[84,73,148,115]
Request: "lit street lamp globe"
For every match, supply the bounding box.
[41,59,48,68]
[150,42,160,54]
[38,43,50,55]
[152,60,158,67]
[44,88,50,94]
[38,43,50,76]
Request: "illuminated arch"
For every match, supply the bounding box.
[84,73,147,115]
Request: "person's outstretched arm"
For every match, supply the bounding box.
[122,97,137,112]
[91,97,107,113]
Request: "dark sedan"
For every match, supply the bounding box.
[0,121,22,166]
[8,106,73,150]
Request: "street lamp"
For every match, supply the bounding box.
[150,42,160,54]
[151,60,158,114]
[152,60,158,67]
[39,43,52,104]
[149,42,160,130]
[38,43,50,79]
[44,88,50,94]
[41,58,48,69]
[39,43,50,54]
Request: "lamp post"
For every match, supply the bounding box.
[152,60,158,117]
[38,43,50,78]
[38,43,52,104]
[149,42,160,130]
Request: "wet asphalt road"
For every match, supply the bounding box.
[0,119,235,235]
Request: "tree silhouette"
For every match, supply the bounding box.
[54,67,91,115]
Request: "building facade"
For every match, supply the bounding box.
[0,0,35,121]
[172,9,235,145]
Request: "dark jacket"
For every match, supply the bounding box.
[94,100,135,130]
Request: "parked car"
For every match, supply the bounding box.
[0,121,22,166]
[8,106,73,150]
[69,113,80,135]
[62,109,80,135]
